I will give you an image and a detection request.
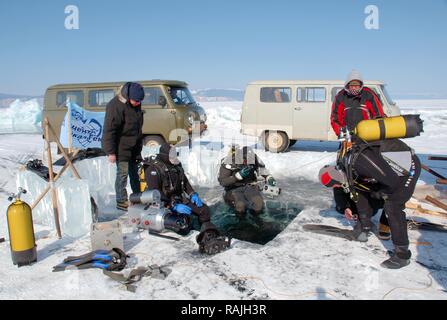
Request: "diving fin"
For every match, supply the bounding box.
[302,224,357,241]
[407,220,447,233]
[53,248,128,272]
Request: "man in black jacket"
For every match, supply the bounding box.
[218,145,275,216]
[102,82,145,211]
[143,143,229,254]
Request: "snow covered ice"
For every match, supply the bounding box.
[0,99,447,300]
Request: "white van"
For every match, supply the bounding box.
[240,80,401,152]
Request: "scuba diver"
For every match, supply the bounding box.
[218,145,277,216]
[142,143,230,255]
[319,137,421,269]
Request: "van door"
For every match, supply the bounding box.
[293,86,329,140]
[141,86,178,143]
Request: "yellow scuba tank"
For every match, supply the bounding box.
[139,166,147,192]
[6,188,37,267]
[354,114,423,142]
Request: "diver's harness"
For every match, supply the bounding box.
[142,156,187,206]
[337,128,383,203]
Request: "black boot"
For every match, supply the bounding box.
[352,222,371,242]
[196,222,231,255]
[381,246,411,269]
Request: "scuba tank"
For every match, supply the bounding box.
[128,190,192,236]
[6,188,37,267]
[354,114,423,142]
[138,163,147,192]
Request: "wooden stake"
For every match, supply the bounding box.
[30,149,80,210]
[44,117,62,239]
[47,121,81,179]
[425,195,447,212]
[406,202,447,219]
[421,164,447,180]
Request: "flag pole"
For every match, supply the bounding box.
[67,101,73,154]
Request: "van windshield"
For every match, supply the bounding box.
[169,87,196,105]
[381,85,395,105]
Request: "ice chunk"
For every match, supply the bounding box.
[57,174,93,238]
[16,169,93,238]
[0,99,42,134]
[16,169,54,227]
[68,156,116,209]
[180,146,221,187]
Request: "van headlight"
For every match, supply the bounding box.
[186,112,197,126]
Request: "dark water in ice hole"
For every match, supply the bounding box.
[192,179,331,245]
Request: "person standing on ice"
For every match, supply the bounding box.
[331,69,385,136]
[218,145,276,216]
[102,82,145,212]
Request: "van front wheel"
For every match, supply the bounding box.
[143,135,166,148]
[263,131,290,153]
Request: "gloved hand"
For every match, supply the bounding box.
[172,204,192,215]
[235,166,254,180]
[190,192,203,208]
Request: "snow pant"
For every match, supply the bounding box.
[115,161,140,203]
[224,185,264,215]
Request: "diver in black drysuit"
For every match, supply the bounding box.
[349,138,421,269]
[143,143,228,254]
[218,146,275,216]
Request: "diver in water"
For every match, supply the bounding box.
[218,145,277,216]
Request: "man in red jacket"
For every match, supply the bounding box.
[331,70,385,137]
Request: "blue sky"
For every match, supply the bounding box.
[0,0,446,98]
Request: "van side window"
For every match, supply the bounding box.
[56,91,84,108]
[88,89,115,107]
[331,87,343,102]
[143,87,163,105]
[297,87,326,102]
[260,87,291,103]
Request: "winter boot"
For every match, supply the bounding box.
[352,222,371,242]
[381,246,411,269]
[378,223,391,240]
[116,200,129,212]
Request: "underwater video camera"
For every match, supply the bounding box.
[258,176,281,198]
[128,190,191,236]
